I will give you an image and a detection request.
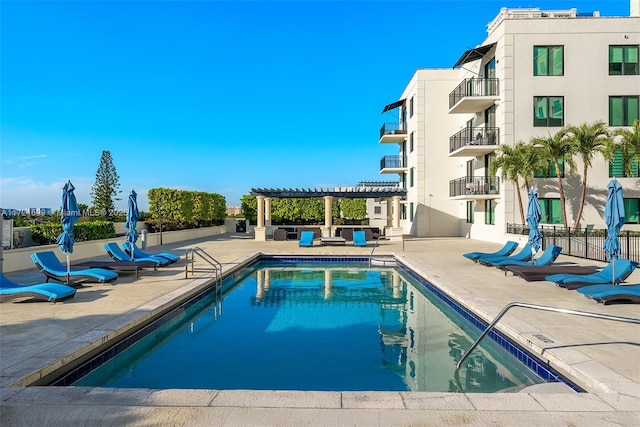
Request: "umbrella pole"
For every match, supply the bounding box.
[66,253,70,284]
[130,242,134,261]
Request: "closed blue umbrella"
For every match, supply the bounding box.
[125,189,140,261]
[55,181,81,283]
[526,187,543,259]
[603,179,625,284]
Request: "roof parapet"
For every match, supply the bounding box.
[486,7,593,34]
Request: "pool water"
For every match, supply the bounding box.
[70,260,551,392]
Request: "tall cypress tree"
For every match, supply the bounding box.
[90,150,121,218]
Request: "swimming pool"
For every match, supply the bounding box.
[53,257,575,392]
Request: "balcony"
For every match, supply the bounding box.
[449,176,500,200]
[379,122,407,144]
[449,127,500,157]
[380,155,407,174]
[448,78,500,114]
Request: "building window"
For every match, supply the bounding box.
[609,149,639,177]
[484,200,495,225]
[624,199,640,224]
[410,132,414,152]
[410,202,414,221]
[534,96,564,127]
[535,159,565,178]
[533,46,563,76]
[410,167,414,187]
[410,96,414,117]
[401,205,407,220]
[540,198,563,224]
[609,45,639,75]
[374,206,381,215]
[466,201,474,224]
[609,96,639,126]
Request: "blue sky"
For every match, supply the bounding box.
[1,0,631,212]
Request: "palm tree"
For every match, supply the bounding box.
[491,142,543,223]
[614,120,640,176]
[564,121,611,230]
[531,129,576,228]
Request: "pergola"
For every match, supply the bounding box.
[249,185,406,241]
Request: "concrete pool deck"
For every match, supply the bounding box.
[1,234,639,426]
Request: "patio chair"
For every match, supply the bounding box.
[31,251,118,284]
[340,228,354,241]
[577,284,640,304]
[353,230,367,247]
[298,231,314,247]
[121,243,179,263]
[273,229,287,241]
[546,258,638,290]
[463,241,518,261]
[478,243,533,266]
[485,245,562,268]
[1,273,76,303]
[104,242,170,268]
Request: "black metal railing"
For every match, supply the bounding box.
[379,122,407,140]
[506,224,640,263]
[450,127,500,153]
[380,155,403,171]
[449,78,500,109]
[449,176,500,197]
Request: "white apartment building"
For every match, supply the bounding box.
[380,1,640,242]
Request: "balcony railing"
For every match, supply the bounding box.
[379,122,406,140]
[450,127,500,153]
[380,155,403,171]
[449,176,500,197]
[449,78,499,109]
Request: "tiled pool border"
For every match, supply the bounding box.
[47,255,580,391]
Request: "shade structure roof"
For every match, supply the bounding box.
[453,43,497,68]
[381,99,406,113]
[250,186,406,199]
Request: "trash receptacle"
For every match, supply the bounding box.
[141,229,148,249]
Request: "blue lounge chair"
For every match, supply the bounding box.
[31,251,118,284]
[1,273,76,302]
[485,245,562,268]
[104,242,170,267]
[546,258,638,290]
[577,284,640,304]
[478,243,533,266]
[121,243,179,263]
[353,231,367,247]
[463,241,518,261]
[299,231,314,247]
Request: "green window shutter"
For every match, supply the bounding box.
[624,199,639,223]
[626,97,639,125]
[534,46,547,75]
[624,46,639,75]
[610,46,623,75]
[609,149,624,177]
[551,47,563,75]
[610,97,624,126]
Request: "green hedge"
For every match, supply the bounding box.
[30,221,116,246]
[147,188,226,231]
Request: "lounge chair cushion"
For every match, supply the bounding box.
[488,245,562,268]
[1,274,76,302]
[31,251,118,284]
[577,284,640,304]
[353,231,367,247]
[104,242,170,267]
[463,241,519,261]
[546,259,638,289]
[122,243,179,263]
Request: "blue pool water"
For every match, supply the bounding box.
[65,259,566,392]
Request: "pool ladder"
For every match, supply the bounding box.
[455,302,640,372]
[368,236,396,267]
[185,246,223,292]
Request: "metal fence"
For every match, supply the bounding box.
[506,224,640,263]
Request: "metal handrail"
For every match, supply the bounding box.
[185,246,223,292]
[368,235,385,268]
[456,302,640,371]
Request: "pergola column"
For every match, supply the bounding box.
[264,197,272,226]
[255,196,266,241]
[386,195,403,241]
[321,196,333,237]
